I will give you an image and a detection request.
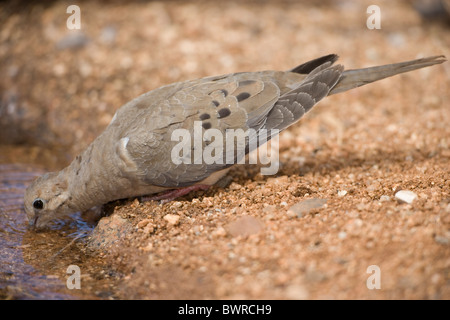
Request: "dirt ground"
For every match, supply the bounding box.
[0,0,449,299]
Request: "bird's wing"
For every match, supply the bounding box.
[116,57,343,188]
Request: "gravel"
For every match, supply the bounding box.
[1,0,448,300]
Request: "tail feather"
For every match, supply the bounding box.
[329,55,446,95]
[265,64,344,131]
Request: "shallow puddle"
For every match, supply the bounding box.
[0,163,119,299]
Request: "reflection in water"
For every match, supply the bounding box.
[0,164,116,299]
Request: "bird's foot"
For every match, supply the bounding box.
[141,184,211,203]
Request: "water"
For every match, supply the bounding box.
[0,164,119,299]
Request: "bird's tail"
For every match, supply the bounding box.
[329,55,446,95]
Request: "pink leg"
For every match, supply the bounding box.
[141,184,211,203]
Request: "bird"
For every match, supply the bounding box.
[24,54,446,229]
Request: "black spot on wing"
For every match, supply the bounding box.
[212,100,219,107]
[202,122,212,130]
[238,80,256,86]
[236,92,251,102]
[199,113,211,120]
[290,54,339,74]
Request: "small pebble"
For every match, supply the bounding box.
[56,31,90,50]
[100,26,117,45]
[163,214,180,225]
[445,203,450,213]
[284,284,309,300]
[337,190,347,197]
[171,201,183,208]
[212,226,227,237]
[263,205,276,213]
[137,218,151,229]
[395,190,418,204]
[434,234,449,245]
[142,242,153,252]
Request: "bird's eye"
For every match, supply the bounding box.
[32,198,44,210]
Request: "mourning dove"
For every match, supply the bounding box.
[24,54,446,229]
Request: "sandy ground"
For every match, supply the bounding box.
[0,0,449,299]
